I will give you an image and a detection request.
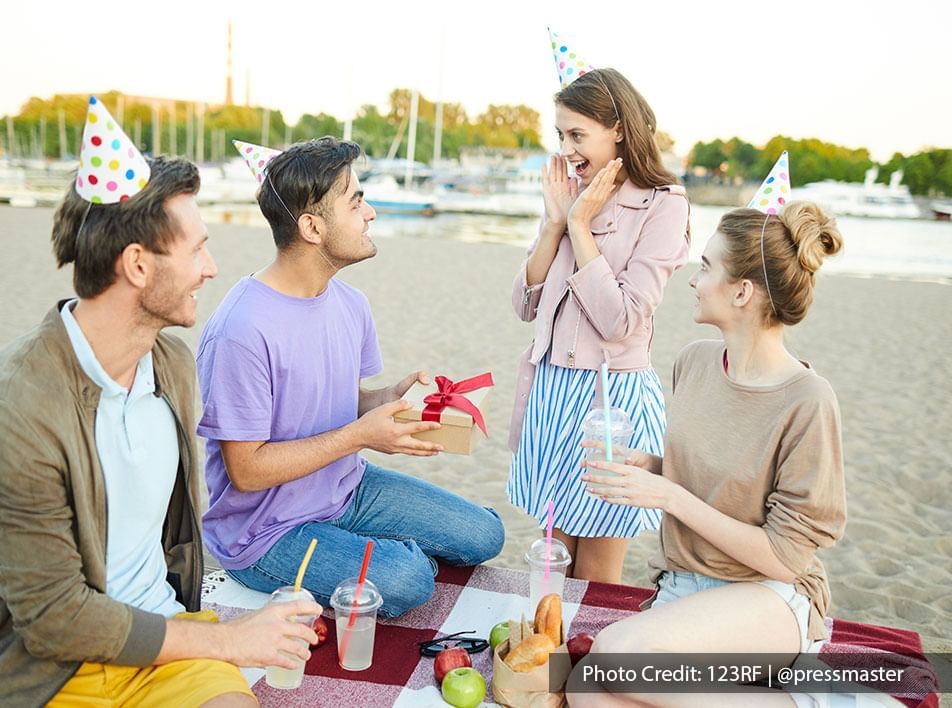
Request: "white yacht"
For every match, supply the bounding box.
[795,168,921,219]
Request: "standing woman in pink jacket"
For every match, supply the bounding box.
[508,64,690,583]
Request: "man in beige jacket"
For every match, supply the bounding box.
[0,152,321,707]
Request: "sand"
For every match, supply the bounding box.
[1,205,948,653]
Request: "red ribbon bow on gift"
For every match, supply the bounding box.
[421,373,494,436]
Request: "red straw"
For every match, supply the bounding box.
[544,500,554,581]
[338,539,374,665]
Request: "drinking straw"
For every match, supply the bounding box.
[293,538,317,593]
[544,500,555,581]
[600,363,614,463]
[338,539,375,665]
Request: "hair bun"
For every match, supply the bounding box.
[780,201,843,274]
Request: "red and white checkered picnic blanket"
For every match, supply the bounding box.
[201,563,939,708]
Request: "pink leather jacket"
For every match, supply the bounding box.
[508,180,690,451]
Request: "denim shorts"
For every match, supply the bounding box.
[653,570,813,652]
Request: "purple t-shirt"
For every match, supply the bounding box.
[196,276,383,569]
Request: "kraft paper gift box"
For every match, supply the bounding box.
[393,373,493,455]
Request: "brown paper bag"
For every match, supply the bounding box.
[491,638,571,708]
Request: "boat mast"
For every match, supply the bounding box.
[404,89,419,188]
[343,64,353,142]
[433,25,445,164]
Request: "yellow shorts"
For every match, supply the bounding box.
[47,610,257,708]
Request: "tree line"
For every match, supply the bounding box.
[689,135,951,197]
[1,90,543,163]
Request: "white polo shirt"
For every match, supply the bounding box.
[60,301,184,617]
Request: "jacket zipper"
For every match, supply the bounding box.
[567,291,582,369]
[522,287,532,320]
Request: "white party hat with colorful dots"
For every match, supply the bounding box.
[232,139,282,184]
[748,151,791,215]
[75,96,150,204]
[548,26,595,89]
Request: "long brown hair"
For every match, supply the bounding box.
[555,68,677,189]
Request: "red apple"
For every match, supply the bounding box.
[434,646,472,683]
[566,632,595,666]
[311,615,329,647]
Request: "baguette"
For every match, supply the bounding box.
[503,632,556,672]
[533,593,563,647]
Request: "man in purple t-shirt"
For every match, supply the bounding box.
[196,138,504,617]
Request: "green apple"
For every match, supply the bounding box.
[441,667,486,708]
[489,621,510,651]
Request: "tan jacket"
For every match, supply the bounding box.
[0,303,205,707]
[509,182,690,451]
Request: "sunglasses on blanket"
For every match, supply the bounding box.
[418,630,489,657]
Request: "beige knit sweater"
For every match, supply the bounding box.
[647,340,847,641]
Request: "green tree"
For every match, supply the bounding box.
[383,89,541,157]
[756,136,873,186]
[690,139,727,172]
[722,137,758,177]
[878,152,905,184]
[875,149,951,196]
[352,104,397,158]
[294,113,342,143]
[934,152,952,196]
[475,104,542,148]
[901,153,936,194]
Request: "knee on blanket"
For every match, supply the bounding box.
[373,550,436,618]
[441,506,505,566]
[472,506,505,563]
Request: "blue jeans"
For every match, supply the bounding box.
[227,463,505,617]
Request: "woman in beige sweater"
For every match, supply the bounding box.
[571,201,847,704]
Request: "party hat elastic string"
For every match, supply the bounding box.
[759,215,777,316]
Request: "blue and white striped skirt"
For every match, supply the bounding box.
[507,353,666,538]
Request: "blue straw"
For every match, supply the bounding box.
[600,363,613,463]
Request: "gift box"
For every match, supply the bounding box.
[393,373,493,455]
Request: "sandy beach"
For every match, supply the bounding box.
[1,205,949,653]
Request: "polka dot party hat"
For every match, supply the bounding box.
[747,150,792,215]
[548,26,595,89]
[76,96,150,204]
[232,139,282,184]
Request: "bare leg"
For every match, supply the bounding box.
[573,537,629,583]
[553,529,578,577]
[567,582,801,708]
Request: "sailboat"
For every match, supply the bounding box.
[361,89,436,216]
[362,174,435,216]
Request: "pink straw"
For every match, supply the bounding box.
[338,539,374,665]
[544,500,554,581]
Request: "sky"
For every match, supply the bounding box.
[3,0,950,162]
